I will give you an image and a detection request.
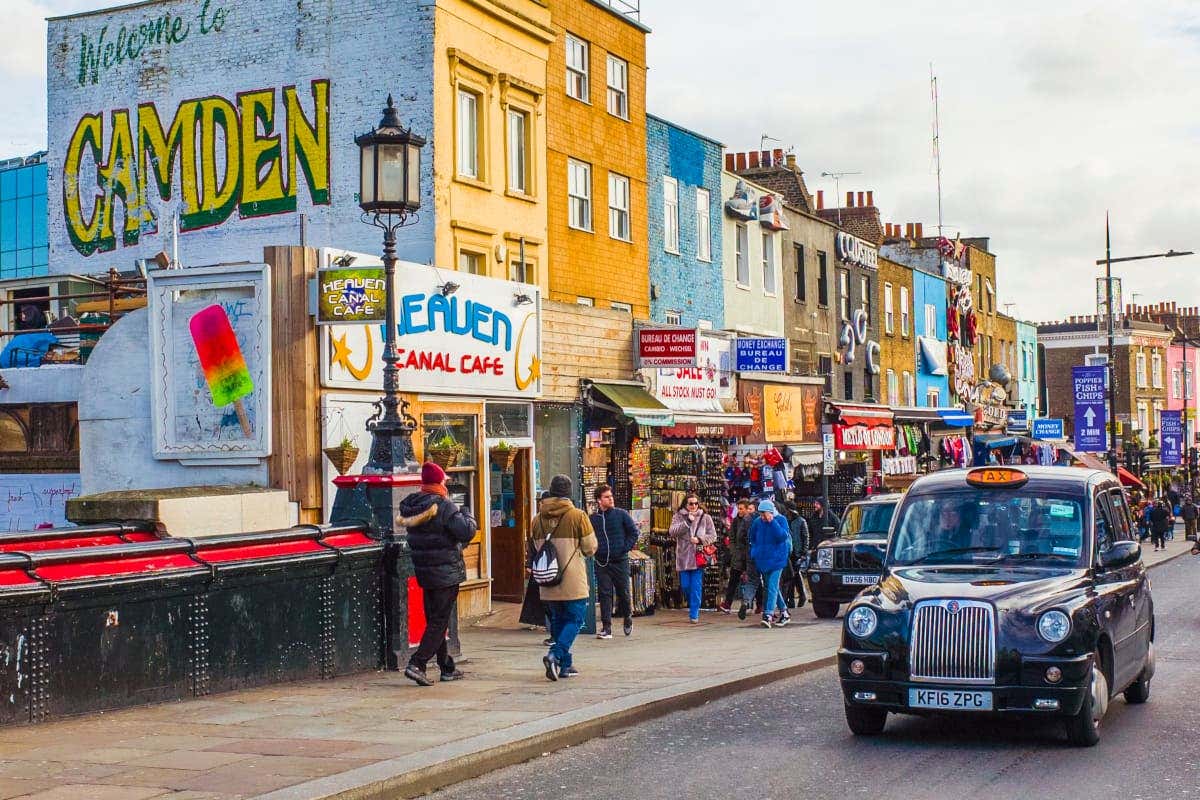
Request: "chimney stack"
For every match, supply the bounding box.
[905,223,914,238]
[866,191,874,207]
[785,153,797,170]
[774,148,783,165]
[735,152,746,171]
[915,222,924,239]
[749,151,760,168]
[725,153,734,170]
[856,191,865,207]
[816,190,824,210]
[846,191,854,207]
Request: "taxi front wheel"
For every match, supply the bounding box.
[1066,652,1108,747]
[845,704,888,735]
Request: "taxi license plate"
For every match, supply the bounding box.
[842,574,880,585]
[909,688,993,711]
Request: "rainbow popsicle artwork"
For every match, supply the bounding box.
[189,304,254,438]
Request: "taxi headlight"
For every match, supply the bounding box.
[846,606,878,638]
[817,548,833,569]
[1037,610,1071,643]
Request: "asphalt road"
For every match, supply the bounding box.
[427,554,1200,800]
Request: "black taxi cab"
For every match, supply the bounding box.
[805,494,901,619]
[838,466,1154,747]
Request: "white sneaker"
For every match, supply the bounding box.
[597,630,613,639]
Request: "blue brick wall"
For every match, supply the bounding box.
[646,115,723,328]
[913,270,950,405]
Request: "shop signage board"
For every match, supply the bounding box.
[1160,410,1183,466]
[1032,418,1065,440]
[834,423,897,451]
[321,260,542,399]
[1007,409,1028,432]
[941,260,971,286]
[739,382,821,444]
[316,266,387,325]
[638,328,698,367]
[835,231,878,269]
[654,366,723,412]
[735,338,787,372]
[1072,366,1107,452]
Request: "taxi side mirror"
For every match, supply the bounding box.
[1099,540,1140,570]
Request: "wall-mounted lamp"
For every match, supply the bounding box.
[332,253,357,267]
[439,281,460,297]
[513,292,534,306]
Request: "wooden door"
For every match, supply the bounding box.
[490,448,532,602]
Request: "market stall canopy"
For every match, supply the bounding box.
[891,406,946,423]
[974,433,1018,449]
[937,409,975,428]
[1061,446,1107,472]
[588,381,674,427]
[661,410,754,438]
[828,402,894,428]
[1117,466,1146,490]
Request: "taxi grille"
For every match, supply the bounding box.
[909,600,996,684]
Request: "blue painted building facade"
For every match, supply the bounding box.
[1015,319,1039,419]
[645,115,724,328]
[912,269,950,406]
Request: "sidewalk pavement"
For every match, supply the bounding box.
[0,537,1190,800]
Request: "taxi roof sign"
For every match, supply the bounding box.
[965,467,1029,488]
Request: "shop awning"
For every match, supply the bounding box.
[828,402,894,428]
[918,337,948,376]
[660,411,754,438]
[974,433,1018,449]
[890,406,944,423]
[937,409,975,427]
[1061,446,1108,471]
[1117,466,1147,490]
[589,381,674,427]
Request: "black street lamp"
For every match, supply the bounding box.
[330,95,425,670]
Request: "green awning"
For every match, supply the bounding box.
[589,382,674,427]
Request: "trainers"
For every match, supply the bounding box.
[718,601,732,614]
[404,664,434,687]
[597,629,613,640]
[543,637,555,646]
[776,615,790,627]
[738,603,748,621]
[559,666,580,678]
[623,617,633,637]
[689,617,699,624]
[543,654,560,682]
[439,669,465,682]
[760,617,773,629]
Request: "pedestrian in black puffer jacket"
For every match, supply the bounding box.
[589,485,641,638]
[397,461,477,687]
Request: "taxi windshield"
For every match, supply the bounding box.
[888,489,1087,567]
[839,502,897,539]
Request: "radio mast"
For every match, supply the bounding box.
[931,64,944,238]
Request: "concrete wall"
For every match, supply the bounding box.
[912,269,950,406]
[645,115,723,328]
[78,308,267,494]
[720,171,783,338]
[48,0,437,275]
[544,0,649,315]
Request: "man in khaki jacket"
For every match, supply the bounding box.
[535,474,597,681]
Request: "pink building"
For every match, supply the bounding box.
[1166,341,1199,445]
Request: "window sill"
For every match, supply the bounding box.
[793,298,807,305]
[764,292,778,299]
[504,189,538,204]
[454,174,492,192]
[607,111,630,122]
[568,224,594,235]
[697,255,712,263]
[664,247,681,256]
[735,282,751,292]
[609,234,633,244]
[567,92,592,106]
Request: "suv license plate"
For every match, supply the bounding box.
[842,574,880,585]
[909,688,993,711]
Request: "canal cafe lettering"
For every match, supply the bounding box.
[320,261,542,399]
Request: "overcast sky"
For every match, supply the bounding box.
[6,0,1198,323]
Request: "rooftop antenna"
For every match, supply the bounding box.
[760,133,782,153]
[931,63,944,237]
[820,171,861,226]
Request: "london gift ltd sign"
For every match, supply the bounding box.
[321,262,542,399]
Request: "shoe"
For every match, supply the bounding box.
[718,601,732,615]
[761,617,773,629]
[404,664,434,687]
[543,654,560,682]
[623,618,633,637]
[559,666,580,678]
[597,629,613,640]
[439,669,465,682]
[776,615,790,627]
[689,617,699,624]
[738,603,748,621]
[543,638,555,646]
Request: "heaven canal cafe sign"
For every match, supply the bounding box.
[321,262,542,399]
[316,267,387,325]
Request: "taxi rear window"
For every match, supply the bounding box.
[888,489,1087,567]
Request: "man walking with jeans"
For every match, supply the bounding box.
[536,475,597,680]
[589,485,639,639]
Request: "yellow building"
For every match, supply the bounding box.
[434,0,554,296]
[544,0,651,316]
[876,256,916,406]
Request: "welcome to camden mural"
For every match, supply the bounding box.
[47,0,433,274]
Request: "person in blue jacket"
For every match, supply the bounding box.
[589,484,640,639]
[749,499,791,629]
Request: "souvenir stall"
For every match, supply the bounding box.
[825,402,896,513]
[930,408,976,470]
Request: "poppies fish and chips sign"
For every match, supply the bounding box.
[321,261,542,399]
[316,267,387,325]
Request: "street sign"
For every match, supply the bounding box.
[822,430,836,476]
[1160,410,1183,466]
[734,337,788,372]
[1032,418,1064,440]
[1072,366,1107,452]
[1007,409,1029,432]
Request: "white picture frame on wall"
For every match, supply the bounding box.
[147,263,272,463]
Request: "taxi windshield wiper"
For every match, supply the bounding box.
[906,546,1004,565]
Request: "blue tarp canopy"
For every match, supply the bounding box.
[937,409,974,427]
[975,434,1018,449]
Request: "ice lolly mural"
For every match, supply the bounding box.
[189,304,254,438]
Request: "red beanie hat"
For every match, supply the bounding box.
[421,461,446,484]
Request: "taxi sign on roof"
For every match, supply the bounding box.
[965,467,1029,488]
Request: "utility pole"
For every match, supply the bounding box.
[820,171,861,226]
